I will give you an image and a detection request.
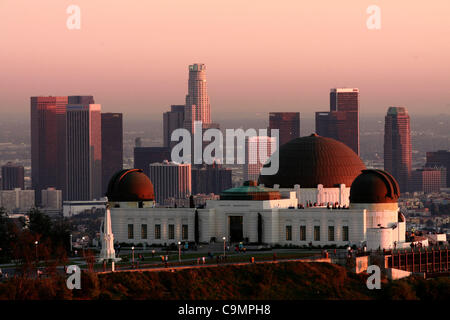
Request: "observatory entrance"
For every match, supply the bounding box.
[229,216,243,243]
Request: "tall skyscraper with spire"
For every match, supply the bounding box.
[384,106,412,193]
[184,63,211,133]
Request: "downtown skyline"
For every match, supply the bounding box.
[1,1,450,117]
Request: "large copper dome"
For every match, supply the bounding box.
[258,134,366,188]
[350,169,400,203]
[106,169,154,201]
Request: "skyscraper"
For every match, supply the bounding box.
[411,168,442,194]
[384,106,412,193]
[41,187,63,210]
[163,105,185,149]
[65,104,102,200]
[134,146,171,178]
[149,161,191,205]
[244,136,276,182]
[315,88,360,155]
[1,162,24,190]
[191,163,232,195]
[269,112,300,146]
[184,63,211,133]
[101,113,123,195]
[426,150,450,188]
[30,96,68,202]
[68,95,95,105]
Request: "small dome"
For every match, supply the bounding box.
[106,169,154,202]
[258,134,366,188]
[220,181,281,200]
[350,169,400,203]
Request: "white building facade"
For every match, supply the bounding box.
[109,187,406,249]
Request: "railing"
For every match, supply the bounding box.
[386,247,449,273]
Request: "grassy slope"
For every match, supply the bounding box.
[0,261,448,300]
[93,262,373,300]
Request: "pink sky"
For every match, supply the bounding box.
[1,0,449,118]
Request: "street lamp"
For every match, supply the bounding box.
[131,246,135,267]
[222,237,226,257]
[70,234,73,252]
[81,236,86,255]
[34,241,39,263]
[178,241,181,262]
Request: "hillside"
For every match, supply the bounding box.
[0,262,448,300]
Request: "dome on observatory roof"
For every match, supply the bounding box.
[350,169,400,204]
[220,180,281,201]
[258,134,366,188]
[106,169,154,202]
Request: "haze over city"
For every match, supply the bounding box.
[1,0,450,118]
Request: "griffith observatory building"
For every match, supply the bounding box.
[106,134,406,250]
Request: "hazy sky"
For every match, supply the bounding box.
[1,0,449,119]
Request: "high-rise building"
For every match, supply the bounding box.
[134,146,171,178]
[149,161,191,205]
[184,63,211,133]
[411,168,442,194]
[31,96,68,202]
[426,150,450,188]
[0,188,35,213]
[269,112,300,146]
[65,104,102,201]
[191,163,232,195]
[135,137,142,148]
[68,95,95,105]
[1,162,24,190]
[41,187,62,210]
[163,105,185,149]
[101,113,123,195]
[315,88,360,155]
[31,95,97,202]
[244,136,276,182]
[384,107,412,193]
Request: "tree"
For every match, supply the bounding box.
[28,208,52,239]
[0,207,19,262]
[0,208,9,259]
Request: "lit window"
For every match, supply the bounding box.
[342,226,349,241]
[141,224,147,239]
[182,225,188,240]
[300,226,306,241]
[127,224,134,239]
[328,226,335,241]
[155,224,161,239]
[286,225,292,241]
[168,224,175,240]
[314,226,320,241]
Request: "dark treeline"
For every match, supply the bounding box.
[0,208,71,275]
